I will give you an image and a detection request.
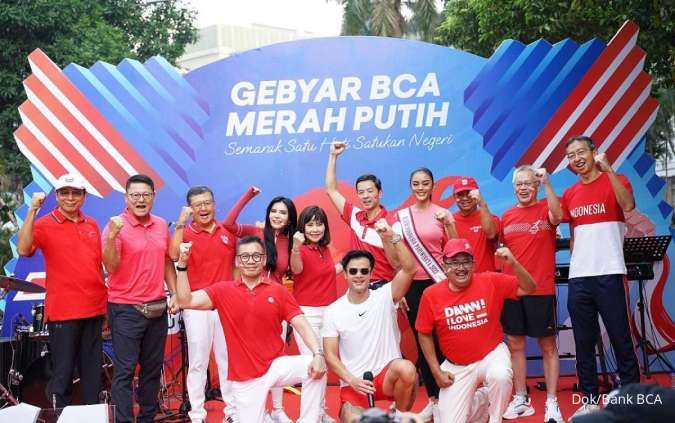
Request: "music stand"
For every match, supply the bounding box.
[623,235,673,377]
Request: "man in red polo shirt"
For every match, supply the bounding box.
[169,186,236,422]
[17,173,107,408]
[325,141,397,287]
[175,236,327,423]
[452,177,500,272]
[416,239,535,423]
[500,166,564,423]
[103,174,178,423]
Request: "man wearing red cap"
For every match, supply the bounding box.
[452,177,501,272]
[17,173,107,408]
[416,239,536,423]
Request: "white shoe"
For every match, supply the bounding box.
[418,400,434,422]
[570,403,600,420]
[468,387,490,423]
[503,395,535,419]
[271,408,294,423]
[223,405,238,423]
[544,397,565,423]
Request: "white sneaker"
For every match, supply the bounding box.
[570,403,600,420]
[418,400,434,422]
[468,387,490,423]
[223,405,238,423]
[503,395,535,419]
[432,403,440,422]
[271,408,294,423]
[544,397,565,423]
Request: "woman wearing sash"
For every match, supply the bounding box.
[223,187,298,423]
[393,167,457,421]
[290,205,338,422]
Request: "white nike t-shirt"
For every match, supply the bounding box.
[321,283,402,386]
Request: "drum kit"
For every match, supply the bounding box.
[0,275,113,409]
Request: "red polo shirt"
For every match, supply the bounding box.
[204,277,303,381]
[292,244,338,306]
[31,208,107,322]
[453,210,500,272]
[181,222,236,290]
[102,209,169,304]
[341,201,395,282]
[416,272,518,365]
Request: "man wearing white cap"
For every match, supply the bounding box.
[17,173,108,407]
[415,239,536,423]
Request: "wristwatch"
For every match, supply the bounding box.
[390,234,402,244]
[174,223,186,229]
[176,264,188,271]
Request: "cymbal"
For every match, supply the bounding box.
[0,275,45,293]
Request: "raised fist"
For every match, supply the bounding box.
[469,189,482,203]
[534,168,548,184]
[434,209,454,225]
[178,206,192,224]
[108,216,124,237]
[374,218,394,238]
[251,186,261,195]
[495,247,515,265]
[293,231,306,247]
[594,153,612,172]
[178,241,192,264]
[330,141,347,156]
[31,192,46,210]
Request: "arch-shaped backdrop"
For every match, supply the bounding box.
[4,21,673,376]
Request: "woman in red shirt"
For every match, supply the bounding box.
[223,187,298,423]
[290,205,338,422]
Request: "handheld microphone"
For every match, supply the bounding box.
[363,371,375,408]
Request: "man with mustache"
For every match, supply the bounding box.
[169,186,237,422]
[17,173,107,408]
[562,136,640,418]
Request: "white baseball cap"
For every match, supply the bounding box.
[54,173,86,191]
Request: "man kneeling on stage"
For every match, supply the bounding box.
[175,235,327,423]
[322,220,418,422]
[416,239,536,423]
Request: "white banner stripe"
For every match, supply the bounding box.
[612,107,658,170]
[29,59,137,179]
[25,87,124,192]
[14,137,59,187]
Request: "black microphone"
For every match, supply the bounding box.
[363,371,375,408]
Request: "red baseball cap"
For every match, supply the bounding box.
[443,238,473,259]
[453,177,479,194]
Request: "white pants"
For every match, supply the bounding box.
[232,355,327,423]
[438,342,513,423]
[183,308,233,421]
[292,306,325,356]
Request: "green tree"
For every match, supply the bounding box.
[0,0,197,194]
[335,0,440,41]
[436,0,674,161]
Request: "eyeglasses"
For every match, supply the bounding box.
[442,259,474,269]
[566,148,590,160]
[127,192,154,201]
[191,200,213,209]
[347,268,371,275]
[237,253,265,263]
[56,189,84,198]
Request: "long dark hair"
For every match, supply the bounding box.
[297,205,331,247]
[263,196,297,273]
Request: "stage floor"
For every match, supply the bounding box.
[189,374,671,422]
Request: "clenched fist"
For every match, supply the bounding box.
[495,247,515,265]
[594,153,612,172]
[434,209,454,225]
[293,231,306,248]
[108,216,124,238]
[30,192,46,211]
[330,141,347,156]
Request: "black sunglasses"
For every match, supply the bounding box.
[347,268,370,275]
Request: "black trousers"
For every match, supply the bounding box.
[47,315,103,408]
[108,303,167,423]
[567,274,640,399]
[405,279,443,399]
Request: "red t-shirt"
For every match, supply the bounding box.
[416,272,518,365]
[561,172,632,278]
[341,202,394,282]
[292,244,338,306]
[453,210,500,272]
[181,222,236,290]
[204,278,302,381]
[500,200,557,295]
[32,209,107,321]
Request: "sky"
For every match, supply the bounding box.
[188,0,344,36]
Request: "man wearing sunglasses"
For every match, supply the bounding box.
[175,235,327,423]
[103,174,178,423]
[321,220,418,422]
[416,239,536,423]
[168,186,237,422]
[17,173,107,408]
